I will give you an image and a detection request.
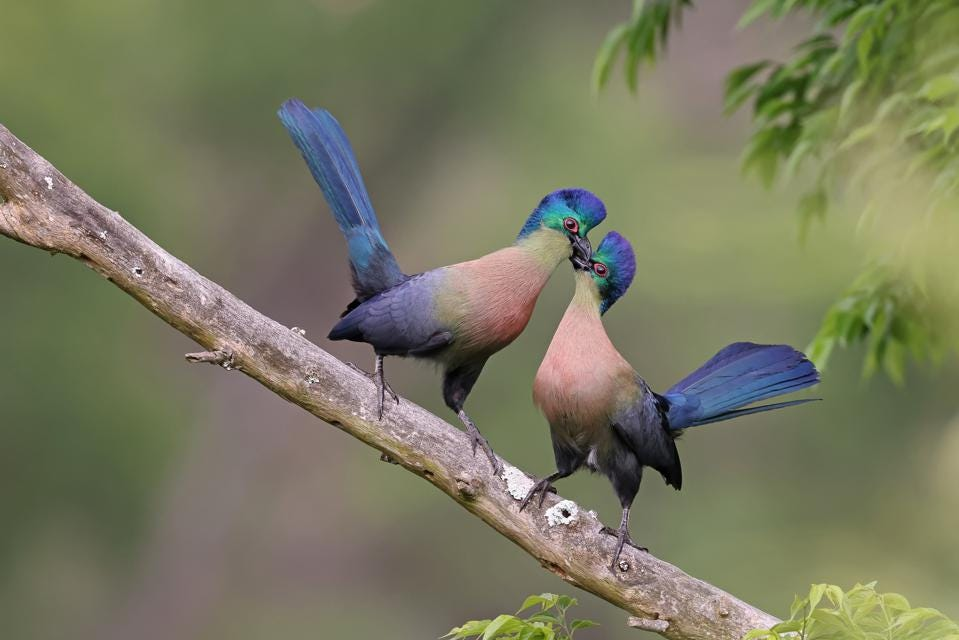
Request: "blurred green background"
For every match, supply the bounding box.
[2,1,957,638]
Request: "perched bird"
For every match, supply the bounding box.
[525,231,820,569]
[278,99,605,474]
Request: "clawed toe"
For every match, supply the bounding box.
[459,411,502,475]
[519,479,555,512]
[601,522,648,570]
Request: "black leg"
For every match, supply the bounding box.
[373,355,399,420]
[346,356,399,420]
[519,471,567,512]
[600,507,648,571]
[457,409,503,475]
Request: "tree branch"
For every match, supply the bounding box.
[0,124,780,640]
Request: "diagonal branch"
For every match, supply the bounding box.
[0,124,779,640]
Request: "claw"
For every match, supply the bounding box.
[600,522,647,571]
[519,478,555,512]
[457,410,502,475]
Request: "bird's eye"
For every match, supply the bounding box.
[563,217,579,233]
[592,262,609,278]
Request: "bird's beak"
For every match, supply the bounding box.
[569,234,592,270]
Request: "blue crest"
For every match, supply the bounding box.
[517,188,607,240]
[592,231,636,313]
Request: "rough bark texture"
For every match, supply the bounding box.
[0,124,780,640]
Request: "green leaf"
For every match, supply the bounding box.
[838,79,864,123]
[919,74,959,101]
[856,29,875,74]
[844,5,878,44]
[570,619,599,631]
[724,61,771,113]
[482,614,522,640]
[838,122,879,151]
[738,0,778,29]
[591,24,630,95]
[446,619,492,639]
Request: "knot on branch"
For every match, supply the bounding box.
[627,617,670,633]
[185,348,235,370]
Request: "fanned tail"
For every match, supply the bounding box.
[278,99,405,299]
[663,342,820,430]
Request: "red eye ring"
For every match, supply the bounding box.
[592,262,609,277]
[563,217,579,233]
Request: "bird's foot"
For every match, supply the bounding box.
[345,361,370,376]
[600,525,647,571]
[459,411,503,475]
[375,375,400,420]
[347,360,400,420]
[519,478,558,512]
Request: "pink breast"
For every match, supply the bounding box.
[451,248,555,351]
[533,304,634,429]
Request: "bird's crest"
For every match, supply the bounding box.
[517,188,607,240]
[591,231,636,314]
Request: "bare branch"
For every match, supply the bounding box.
[0,124,780,640]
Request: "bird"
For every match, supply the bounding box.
[277,98,605,475]
[524,231,820,569]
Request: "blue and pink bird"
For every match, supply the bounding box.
[278,99,820,570]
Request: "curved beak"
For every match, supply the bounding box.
[569,234,592,270]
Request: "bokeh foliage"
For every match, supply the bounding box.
[596,0,959,383]
[447,593,598,640]
[746,583,959,640]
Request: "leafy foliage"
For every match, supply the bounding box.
[746,582,959,640]
[445,593,598,640]
[596,0,959,381]
[807,265,941,384]
[592,0,693,95]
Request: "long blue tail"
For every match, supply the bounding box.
[663,342,820,430]
[278,99,405,300]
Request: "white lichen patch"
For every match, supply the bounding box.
[98,230,108,240]
[43,176,53,190]
[501,464,534,501]
[545,500,579,527]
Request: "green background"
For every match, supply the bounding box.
[1,1,957,638]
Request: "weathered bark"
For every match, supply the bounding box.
[0,124,780,640]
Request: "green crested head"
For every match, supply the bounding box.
[581,231,636,314]
[516,189,606,261]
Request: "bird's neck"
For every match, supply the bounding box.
[533,273,635,424]
[514,227,573,271]
[569,270,604,316]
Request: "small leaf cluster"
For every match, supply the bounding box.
[592,0,693,95]
[747,582,959,640]
[807,265,940,384]
[445,593,598,640]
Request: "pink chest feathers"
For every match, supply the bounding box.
[533,304,634,428]
[446,247,556,351]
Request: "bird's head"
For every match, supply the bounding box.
[572,231,636,314]
[517,188,606,265]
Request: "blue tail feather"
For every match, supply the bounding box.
[278,99,405,299]
[664,342,820,430]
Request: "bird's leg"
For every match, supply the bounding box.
[373,355,399,420]
[600,507,647,571]
[519,471,564,512]
[345,356,399,420]
[456,410,503,475]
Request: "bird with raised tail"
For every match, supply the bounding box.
[278,99,605,474]
[524,231,820,569]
